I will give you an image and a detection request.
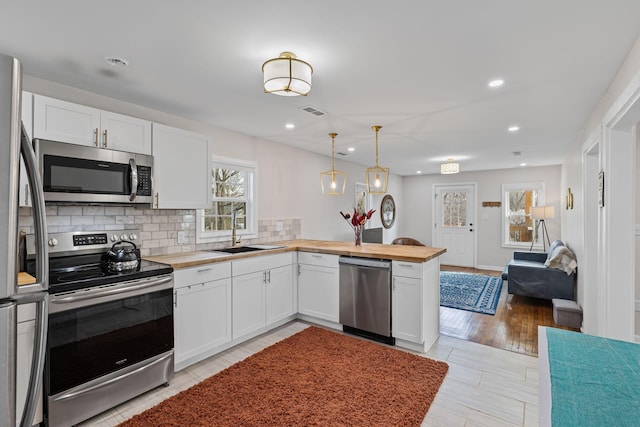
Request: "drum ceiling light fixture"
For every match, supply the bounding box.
[440,159,460,174]
[262,51,313,96]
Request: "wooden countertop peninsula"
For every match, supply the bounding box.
[145,240,446,269]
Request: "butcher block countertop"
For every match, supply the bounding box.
[144,240,446,269]
[18,272,36,286]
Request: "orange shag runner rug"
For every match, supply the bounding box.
[119,326,449,426]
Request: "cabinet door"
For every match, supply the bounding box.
[100,111,152,154]
[265,265,294,325]
[298,264,339,322]
[152,123,211,209]
[174,278,232,368]
[19,91,33,207]
[232,271,265,339]
[392,275,423,343]
[33,95,100,146]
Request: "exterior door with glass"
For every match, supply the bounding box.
[433,184,476,267]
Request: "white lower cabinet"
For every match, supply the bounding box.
[232,271,266,339]
[392,275,422,343]
[16,304,43,426]
[174,263,231,370]
[232,253,294,340]
[297,252,339,323]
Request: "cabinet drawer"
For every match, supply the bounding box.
[298,252,339,268]
[232,252,293,276]
[392,260,423,279]
[174,262,231,288]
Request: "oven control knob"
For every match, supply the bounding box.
[129,233,138,241]
[111,234,119,242]
[120,234,128,241]
[48,238,58,247]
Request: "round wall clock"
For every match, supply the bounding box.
[380,194,396,229]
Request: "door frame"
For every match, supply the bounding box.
[432,182,478,268]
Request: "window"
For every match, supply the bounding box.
[196,158,257,243]
[442,191,467,227]
[502,183,545,248]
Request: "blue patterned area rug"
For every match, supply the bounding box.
[440,272,503,315]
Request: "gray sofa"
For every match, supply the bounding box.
[502,240,576,300]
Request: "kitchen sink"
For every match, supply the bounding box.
[207,245,286,254]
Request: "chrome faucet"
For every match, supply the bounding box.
[231,212,242,247]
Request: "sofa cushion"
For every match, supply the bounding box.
[545,245,577,275]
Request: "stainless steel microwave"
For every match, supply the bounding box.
[35,139,153,204]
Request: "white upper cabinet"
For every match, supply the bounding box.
[33,95,151,154]
[152,123,211,209]
[99,110,152,154]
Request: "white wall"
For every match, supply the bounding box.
[401,165,561,270]
[561,35,640,340]
[24,76,403,243]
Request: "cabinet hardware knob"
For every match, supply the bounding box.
[155,193,159,208]
[94,128,99,146]
[103,129,108,147]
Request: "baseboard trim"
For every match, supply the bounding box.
[475,264,503,272]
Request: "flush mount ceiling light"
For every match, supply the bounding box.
[508,125,520,132]
[262,52,313,96]
[365,125,389,194]
[440,158,460,174]
[488,79,504,88]
[320,133,347,195]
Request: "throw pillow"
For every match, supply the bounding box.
[545,246,577,275]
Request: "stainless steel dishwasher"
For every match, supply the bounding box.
[339,256,394,344]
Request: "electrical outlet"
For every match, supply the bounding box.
[177,231,187,244]
[276,221,284,231]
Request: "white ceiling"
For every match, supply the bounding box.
[2,1,640,175]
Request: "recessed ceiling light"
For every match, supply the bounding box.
[104,56,130,67]
[285,123,295,129]
[416,170,422,174]
[520,163,527,167]
[347,147,355,152]
[508,125,520,132]
[488,79,504,88]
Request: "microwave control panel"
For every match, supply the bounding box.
[137,166,152,196]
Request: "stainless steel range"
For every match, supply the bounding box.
[25,230,174,427]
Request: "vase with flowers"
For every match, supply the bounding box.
[340,208,376,246]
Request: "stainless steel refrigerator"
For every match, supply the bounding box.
[0,54,49,427]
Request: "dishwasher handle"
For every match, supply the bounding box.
[338,256,391,269]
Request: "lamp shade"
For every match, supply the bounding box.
[366,125,389,194]
[262,52,312,96]
[320,132,347,195]
[530,206,555,219]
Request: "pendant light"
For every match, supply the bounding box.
[320,133,347,195]
[365,125,389,194]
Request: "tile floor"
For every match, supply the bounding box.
[78,321,539,427]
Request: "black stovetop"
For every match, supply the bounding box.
[26,252,173,295]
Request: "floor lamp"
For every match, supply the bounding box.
[529,206,555,252]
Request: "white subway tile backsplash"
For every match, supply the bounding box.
[18,207,300,257]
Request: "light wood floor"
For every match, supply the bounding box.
[81,322,541,427]
[440,265,579,356]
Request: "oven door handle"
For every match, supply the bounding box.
[50,275,173,304]
[129,158,138,201]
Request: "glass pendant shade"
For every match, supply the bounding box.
[262,52,313,96]
[320,133,347,195]
[366,125,389,194]
[440,159,460,174]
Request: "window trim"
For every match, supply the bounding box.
[501,182,545,250]
[196,156,258,244]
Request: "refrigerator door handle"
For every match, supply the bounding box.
[17,124,49,427]
[17,124,48,294]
